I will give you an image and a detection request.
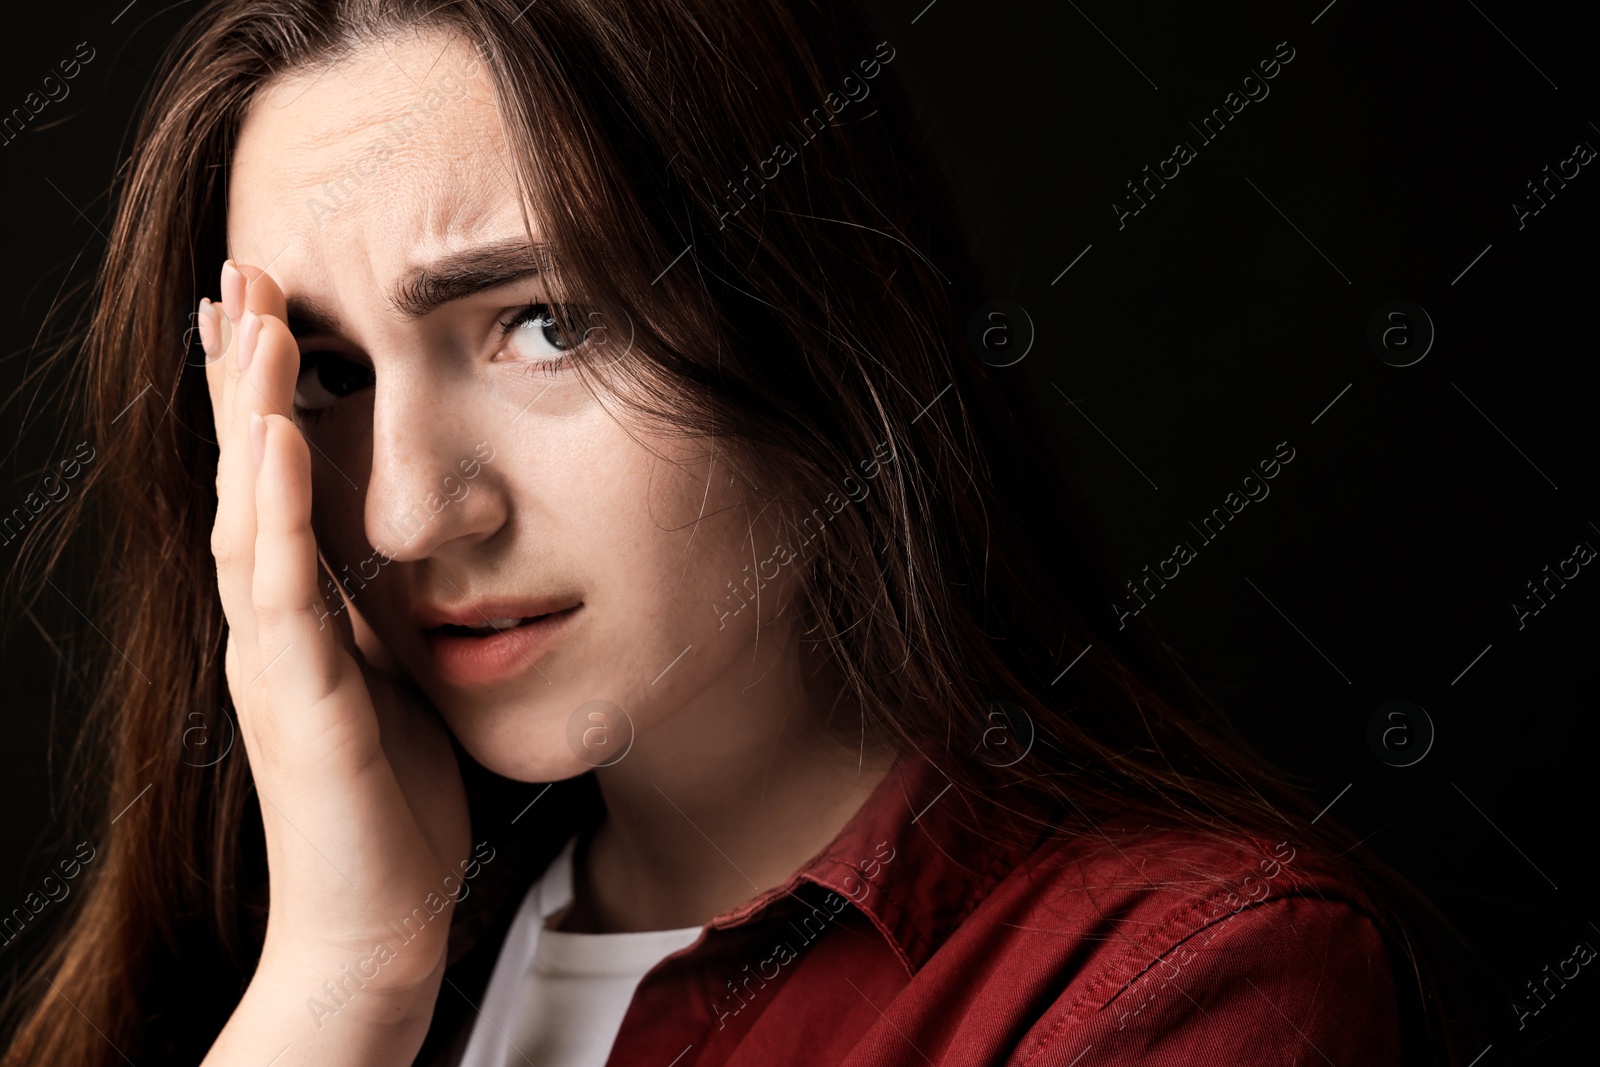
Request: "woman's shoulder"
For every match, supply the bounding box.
[934,818,1404,1065]
[996,820,1359,933]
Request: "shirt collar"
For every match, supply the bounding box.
[448,747,1045,978]
[699,746,1045,976]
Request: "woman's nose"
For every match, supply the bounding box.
[363,380,506,562]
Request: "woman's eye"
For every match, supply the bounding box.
[499,302,584,369]
[293,352,375,414]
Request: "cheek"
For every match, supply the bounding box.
[555,431,799,687]
[611,441,802,669]
[624,440,792,608]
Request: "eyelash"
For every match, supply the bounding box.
[497,302,574,379]
[293,302,575,425]
[296,402,331,426]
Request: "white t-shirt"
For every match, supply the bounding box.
[458,834,704,1067]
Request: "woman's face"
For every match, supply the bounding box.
[225,30,800,783]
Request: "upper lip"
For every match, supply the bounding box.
[415,596,582,629]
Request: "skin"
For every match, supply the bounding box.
[198,28,898,1065]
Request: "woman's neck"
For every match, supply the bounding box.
[556,627,901,934]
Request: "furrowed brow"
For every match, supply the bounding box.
[283,239,553,340]
[285,295,345,339]
[389,239,554,318]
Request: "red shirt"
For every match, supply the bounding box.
[417,749,1401,1065]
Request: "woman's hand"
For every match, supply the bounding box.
[196,260,470,1063]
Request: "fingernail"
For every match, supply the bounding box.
[238,310,260,375]
[221,260,245,323]
[197,298,216,360]
[249,412,266,470]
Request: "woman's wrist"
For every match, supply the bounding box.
[255,932,447,1021]
[202,955,441,1067]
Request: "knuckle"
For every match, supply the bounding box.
[248,591,288,625]
[244,712,289,769]
[210,523,235,563]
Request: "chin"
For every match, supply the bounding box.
[440,698,603,785]
[475,747,595,785]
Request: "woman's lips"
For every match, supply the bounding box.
[422,604,581,686]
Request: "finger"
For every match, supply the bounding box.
[217,260,248,442]
[213,311,264,620]
[215,309,304,658]
[213,251,300,660]
[217,259,248,438]
[196,297,218,365]
[221,259,291,436]
[234,312,300,429]
[220,258,247,325]
[216,259,288,438]
[200,299,234,439]
[234,260,289,324]
[252,413,358,713]
[216,258,290,439]
[199,298,221,428]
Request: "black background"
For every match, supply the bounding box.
[1,0,1594,1060]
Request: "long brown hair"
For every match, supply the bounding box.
[2,0,1486,1062]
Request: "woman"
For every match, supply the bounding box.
[0,1,1482,1064]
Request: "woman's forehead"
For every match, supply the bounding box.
[226,29,513,266]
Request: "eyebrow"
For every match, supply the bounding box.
[284,238,554,338]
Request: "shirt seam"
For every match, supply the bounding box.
[1014,884,1374,1067]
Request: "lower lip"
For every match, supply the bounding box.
[423,606,581,686]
